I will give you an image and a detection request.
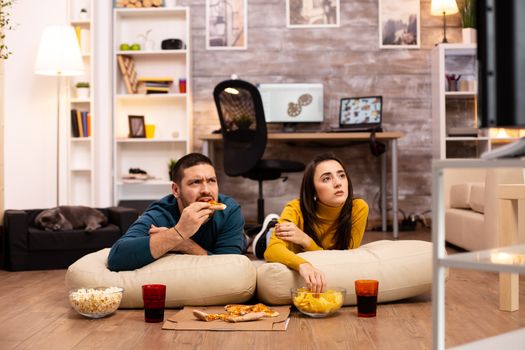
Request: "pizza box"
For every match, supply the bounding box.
[162,305,291,331]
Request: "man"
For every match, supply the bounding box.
[108,153,246,271]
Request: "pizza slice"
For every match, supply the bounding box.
[224,303,279,317]
[192,309,227,322]
[208,200,227,211]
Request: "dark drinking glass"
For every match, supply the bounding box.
[355,280,379,318]
[142,284,166,323]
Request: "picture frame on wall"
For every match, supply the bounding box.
[287,0,340,28]
[128,115,146,138]
[379,0,420,49]
[206,0,247,50]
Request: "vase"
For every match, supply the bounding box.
[462,28,477,44]
[76,88,90,99]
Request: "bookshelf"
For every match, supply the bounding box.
[431,43,525,160]
[67,0,94,206]
[112,6,192,206]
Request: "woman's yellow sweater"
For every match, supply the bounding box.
[264,198,369,270]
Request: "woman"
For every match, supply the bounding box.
[257,153,368,293]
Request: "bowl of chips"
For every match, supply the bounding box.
[291,287,345,317]
[69,287,124,319]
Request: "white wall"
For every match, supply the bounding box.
[3,0,67,209]
[2,1,116,210]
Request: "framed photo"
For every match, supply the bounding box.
[206,0,247,50]
[287,0,340,28]
[128,115,145,138]
[379,0,420,49]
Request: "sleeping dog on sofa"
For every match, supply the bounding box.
[35,206,107,232]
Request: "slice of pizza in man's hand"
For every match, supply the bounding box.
[208,200,227,211]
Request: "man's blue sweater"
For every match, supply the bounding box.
[107,193,245,271]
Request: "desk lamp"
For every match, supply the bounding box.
[35,25,84,205]
[431,0,459,43]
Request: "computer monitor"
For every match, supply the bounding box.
[257,83,324,124]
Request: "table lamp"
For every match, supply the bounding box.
[431,0,459,43]
[35,25,84,205]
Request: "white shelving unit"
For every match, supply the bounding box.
[112,6,192,206]
[432,158,525,349]
[67,0,94,206]
[432,43,525,160]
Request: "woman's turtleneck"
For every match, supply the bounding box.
[315,200,344,223]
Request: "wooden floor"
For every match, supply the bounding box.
[1,229,524,350]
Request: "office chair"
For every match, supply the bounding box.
[213,79,305,224]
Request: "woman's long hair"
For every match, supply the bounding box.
[299,153,354,250]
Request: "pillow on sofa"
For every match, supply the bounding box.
[469,182,485,213]
[65,249,256,308]
[256,240,433,305]
[450,183,472,209]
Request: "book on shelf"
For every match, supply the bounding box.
[87,112,91,137]
[117,55,138,94]
[71,109,80,137]
[81,111,88,137]
[77,110,84,137]
[145,81,172,88]
[146,86,170,94]
[138,76,174,84]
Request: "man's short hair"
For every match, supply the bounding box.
[171,153,213,184]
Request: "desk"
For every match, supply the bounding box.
[199,131,403,239]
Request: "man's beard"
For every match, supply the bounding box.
[178,193,214,219]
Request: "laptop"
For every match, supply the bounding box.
[330,96,383,132]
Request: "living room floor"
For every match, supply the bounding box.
[1,228,524,350]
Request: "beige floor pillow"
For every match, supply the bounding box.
[65,248,256,308]
[256,240,433,305]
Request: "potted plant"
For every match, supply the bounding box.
[458,0,476,44]
[233,114,253,130]
[75,82,90,99]
[168,158,177,181]
[0,0,14,60]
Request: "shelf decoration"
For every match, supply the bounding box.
[117,55,138,94]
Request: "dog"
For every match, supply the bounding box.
[35,206,107,232]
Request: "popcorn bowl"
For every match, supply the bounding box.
[291,287,346,318]
[69,287,124,319]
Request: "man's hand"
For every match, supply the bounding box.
[176,202,214,239]
[298,263,326,294]
[274,221,311,248]
[149,222,208,257]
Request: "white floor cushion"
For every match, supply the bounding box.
[65,248,256,308]
[256,240,433,305]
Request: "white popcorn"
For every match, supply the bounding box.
[69,287,123,316]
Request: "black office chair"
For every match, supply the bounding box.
[213,79,305,224]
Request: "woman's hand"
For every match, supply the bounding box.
[274,222,311,248]
[298,263,326,293]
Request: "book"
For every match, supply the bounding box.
[145,87,170,92]
[71,109,79,137]
[145,82,172,88]
[138,76,173,83]
[87,112,92,137]
[77,110,84,137]
[81,111,88,137]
